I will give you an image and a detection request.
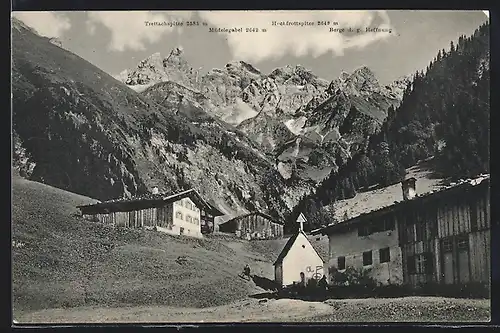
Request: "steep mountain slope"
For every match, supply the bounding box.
[11,17,290,220]
[291,22,490,231]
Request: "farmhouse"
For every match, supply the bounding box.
[218,211,284,240]
[312,173,491,289]
[274,228,325,288]
[77,188,224,238]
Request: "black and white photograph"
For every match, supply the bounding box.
[11,9,491,323]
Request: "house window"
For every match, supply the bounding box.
[193,218,199,225]
[414,211,427,241]
[363,251,372,266]
[415,254,425,273]
[415,252,434,274]
[358,225,371,237]
[359,217,395,237]
[176,211,183,220]
[180,227,184,235]
[415,222,426,242]
[372,217,394,233]
[458,235,469,250]
[186,215,192,223]
[424,253,434,274]
[372,220,384,233]
[379,247,390,263]
[385,218,395,231]
[337,256,346,270]
[443,237,453,253]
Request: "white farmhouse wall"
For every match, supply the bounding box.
[171,197,202,238]
[281,232,324,287]
[327,223,403,285]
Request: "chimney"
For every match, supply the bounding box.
[401,177,417,201]
[152,186,159,195]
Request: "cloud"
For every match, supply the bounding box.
[86,11,194,52]
[198,10,395,62]
[84,10,395,59]
[12,11,71,38]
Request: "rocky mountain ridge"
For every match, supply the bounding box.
[119,49,410,209]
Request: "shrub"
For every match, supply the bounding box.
[329,266,377,288]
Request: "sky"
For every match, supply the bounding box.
[12,10,489,85]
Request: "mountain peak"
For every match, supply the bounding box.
[326,66,381,96]
[137,52,163,68]
[170,46,184,57]
[339,71,350,81]
[164,46,191,69]
[268,64,322,86]
[118,48,197,89]
[349,65,379,89]
[352,65,377,78]
[225,60,262,76]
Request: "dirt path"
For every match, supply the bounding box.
[15,298,332,323]
[15,297,490,324]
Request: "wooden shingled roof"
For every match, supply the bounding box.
[219,211,284,226]
[77,189,224,216]
[312,174,490,236]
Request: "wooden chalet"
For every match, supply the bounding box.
[312,173,491,289]
[218,211,284,240]
[77,189,224,238]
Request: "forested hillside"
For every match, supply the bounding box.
[290,22,490,231]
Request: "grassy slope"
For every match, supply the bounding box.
[12,176,283,313]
